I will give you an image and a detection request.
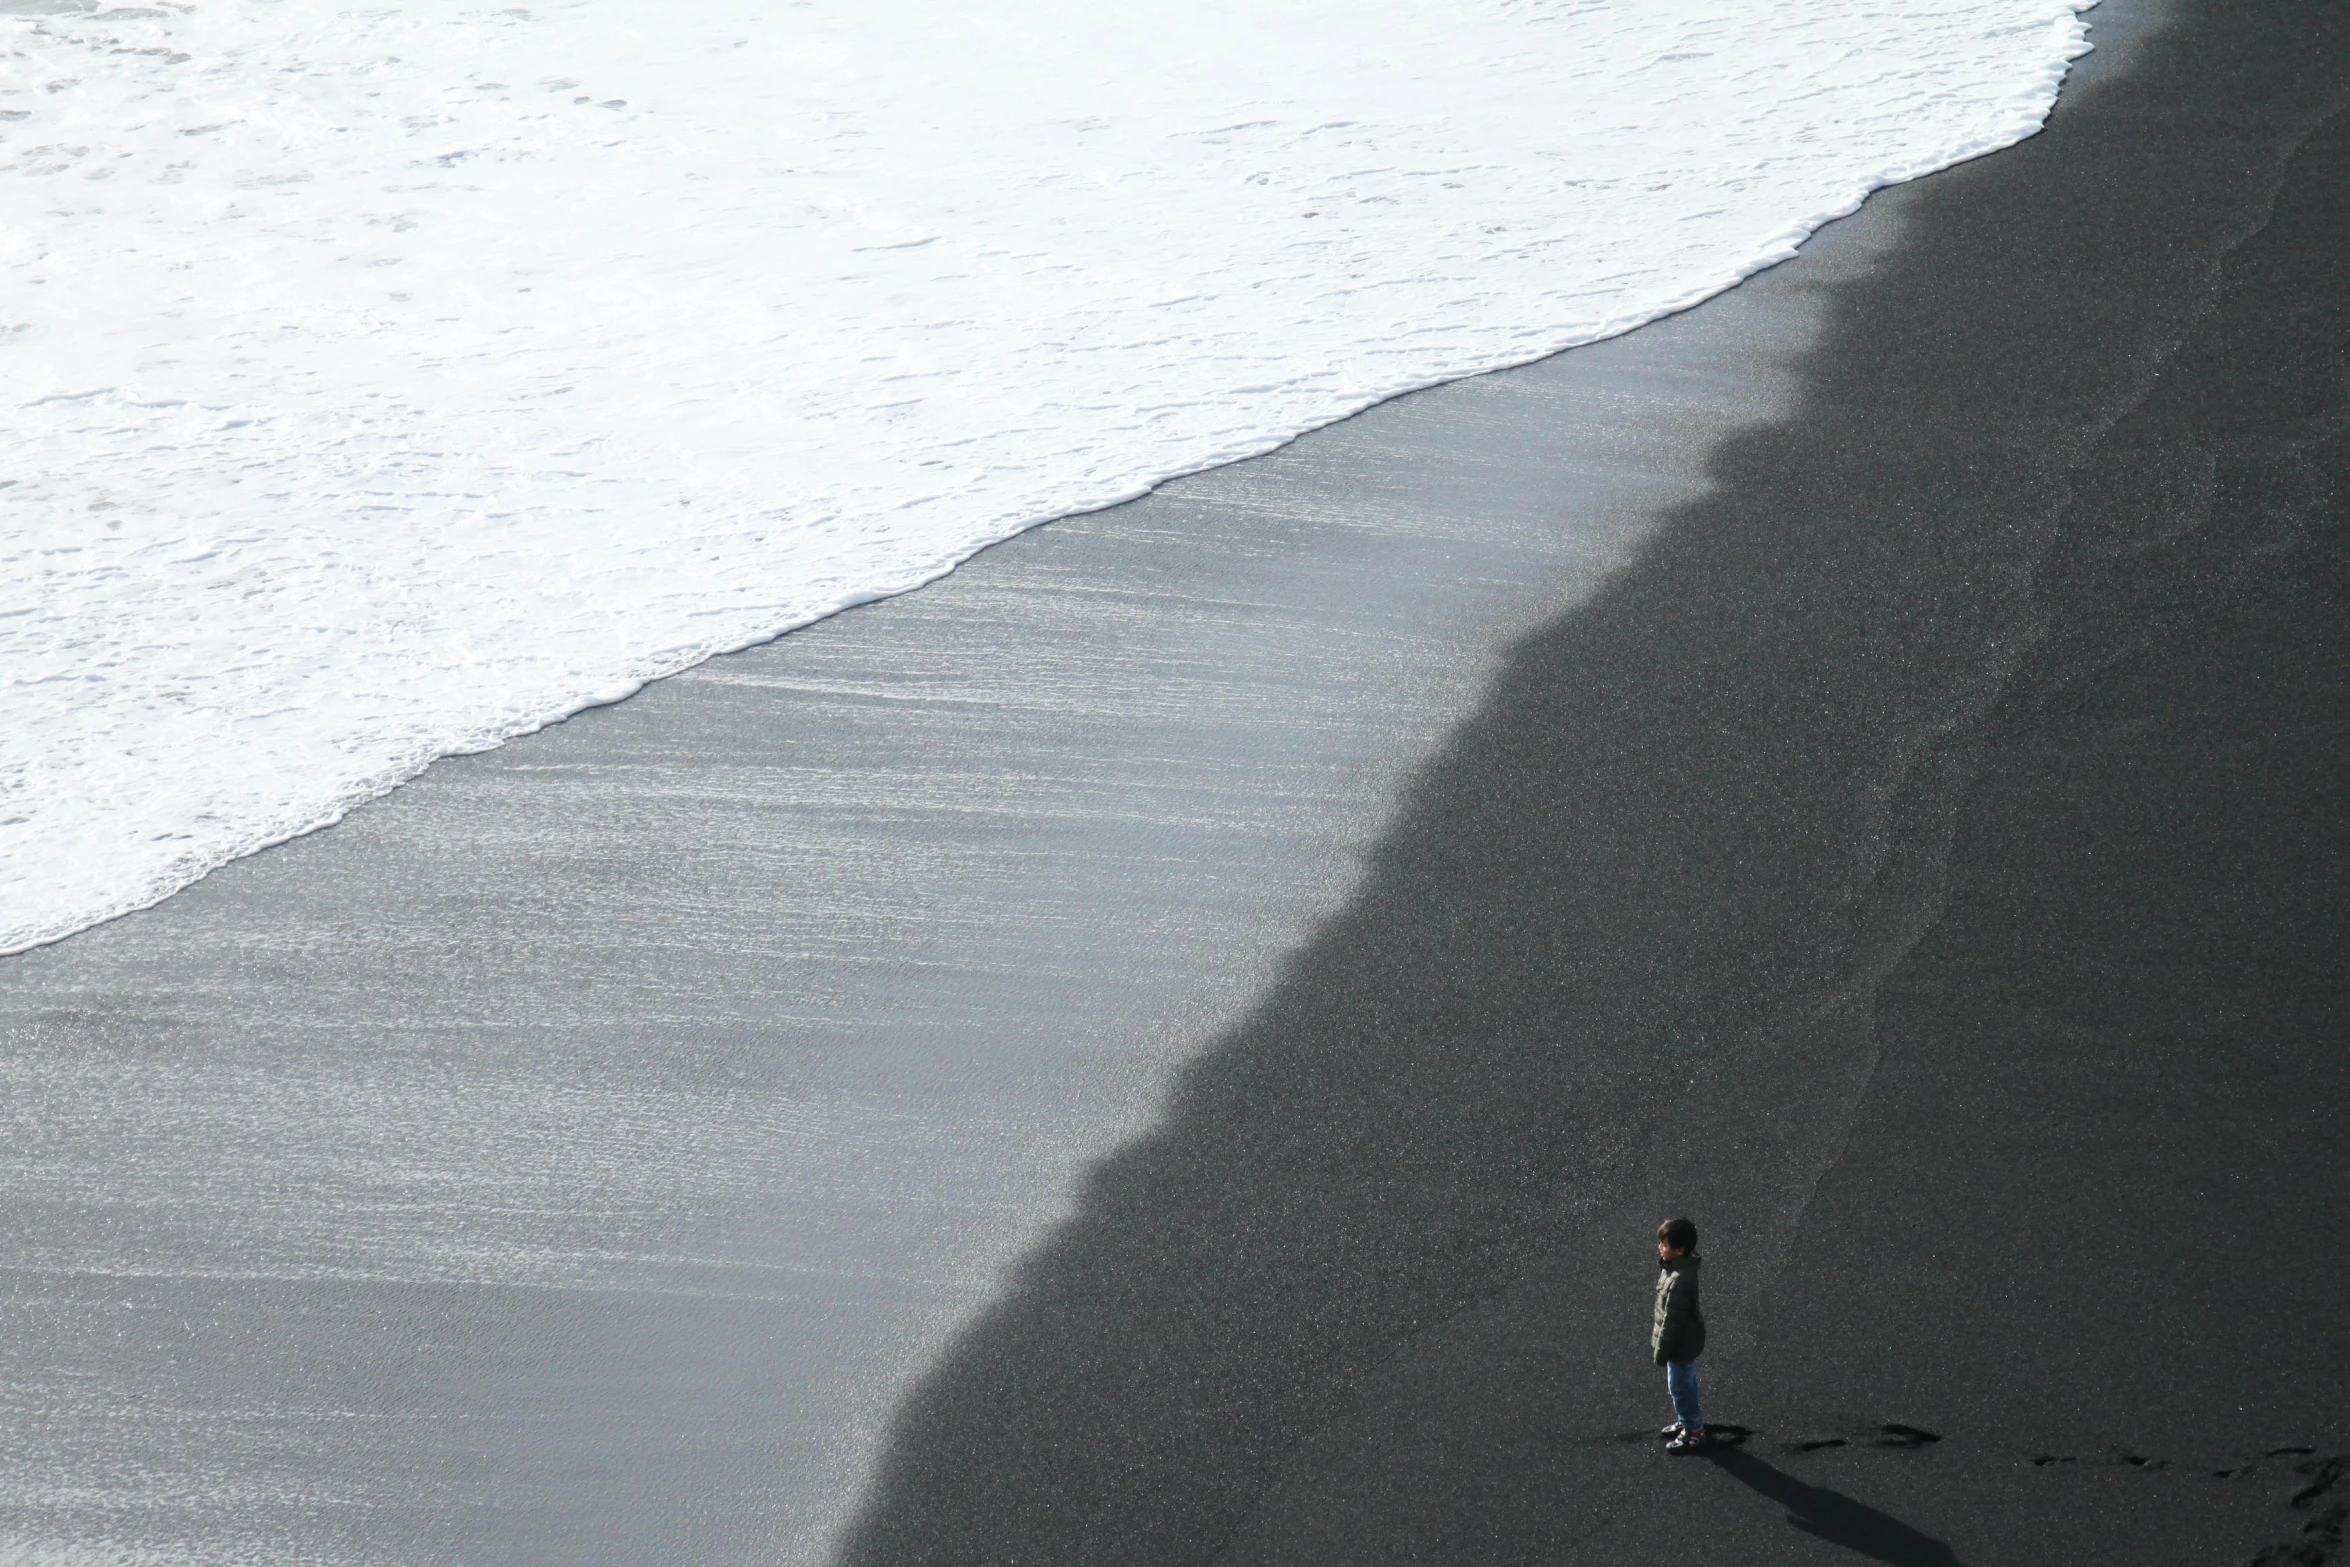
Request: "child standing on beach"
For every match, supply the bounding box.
[1653,1216,1707,1453]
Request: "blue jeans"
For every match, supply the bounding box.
[1666,1359,1703,1431]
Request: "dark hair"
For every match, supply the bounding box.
[1656,1216,1698,1252]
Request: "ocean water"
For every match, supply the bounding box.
[2,0,2091,954]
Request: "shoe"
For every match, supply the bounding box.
[1659,1422,1685,1439]
[1666,1430,1710,1454]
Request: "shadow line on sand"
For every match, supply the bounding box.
[1705,1448,1963,1567]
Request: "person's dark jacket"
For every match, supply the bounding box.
[1652,1252,1705,1366]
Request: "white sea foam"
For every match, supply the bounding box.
[1,0,2091,953]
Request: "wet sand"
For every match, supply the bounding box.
[835,0,2350,1562]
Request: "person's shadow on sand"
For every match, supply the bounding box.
[1706,1447,1965,1566]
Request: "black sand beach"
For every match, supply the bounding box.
[837,0,2350,1562]
[4,0,2344,1561]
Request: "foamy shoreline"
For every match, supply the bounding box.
[2,0,2095,954]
